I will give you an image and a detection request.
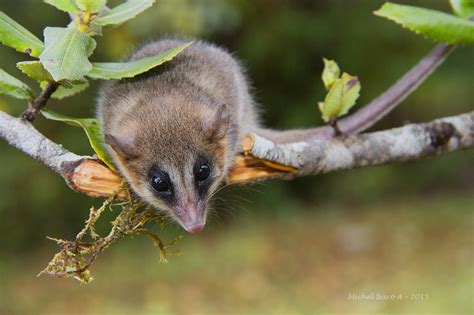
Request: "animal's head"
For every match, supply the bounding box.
[104,93,236,233]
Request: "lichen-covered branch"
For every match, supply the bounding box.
[1,110,472,196]
[0,111,80,172]
[232,112,474,182]
[0,111,124,198]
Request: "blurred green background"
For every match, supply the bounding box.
[0,0,473,314]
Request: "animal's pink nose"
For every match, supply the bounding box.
[184,223,205,233]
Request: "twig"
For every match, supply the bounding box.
[21,81,60,121]
[329,118,342,137]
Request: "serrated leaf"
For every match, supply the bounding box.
[374,3,474,45]
[0,12,44,57]
[94,0,155,26]
[41,109,114,169]
[450,0,474,18]
[321,73,360,122]
[0,69,35,100]
[339,73,361,117]
[321,58,340,90]
[321,77,344,122]
[44,0,79,13]
[75,0,107,13]
[87,42,192,79]
[39,27,96,81]
[17,61,53,82]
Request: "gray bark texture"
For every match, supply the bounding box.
[245,112,474,177]
[0,111,83,174]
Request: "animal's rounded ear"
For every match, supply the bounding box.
[104,133,139,160]
[202,104,230,140]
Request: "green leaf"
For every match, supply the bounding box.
[44,0,79,13]
[87,42,192,79]
[321,58,340,90]
[321,78,343,122]
[339,73,361,117]
[94,0,155,26]
[53,81,89,99]
[320,73,360,122]
[39,27,96,81]
[0,12,44,57]
[450,0,474,18]
[40,80,90,99]
[75,0,107,13]
[0,69,35,100]
[374,3,474,45]
[17,61,53,82]
[41,109,114,169]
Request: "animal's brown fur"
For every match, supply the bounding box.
[97,39,259,232]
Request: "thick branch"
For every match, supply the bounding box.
[235,112,473,182]
[0,111,125,198]
[1,110,472,196]
[0,111,80,172]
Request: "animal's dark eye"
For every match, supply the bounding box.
[195,163,211,182]
[151,175,170,194]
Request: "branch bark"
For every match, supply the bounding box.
[233,112,473,182]
[0,111,125,198]
[1,110,472,197]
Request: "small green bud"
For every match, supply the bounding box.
[320,72,361,122]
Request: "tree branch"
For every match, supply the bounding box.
[0,111,125,198]
[234,112,473,182]
[1,110,472,197]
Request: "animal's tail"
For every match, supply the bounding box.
[254,44,455,144]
